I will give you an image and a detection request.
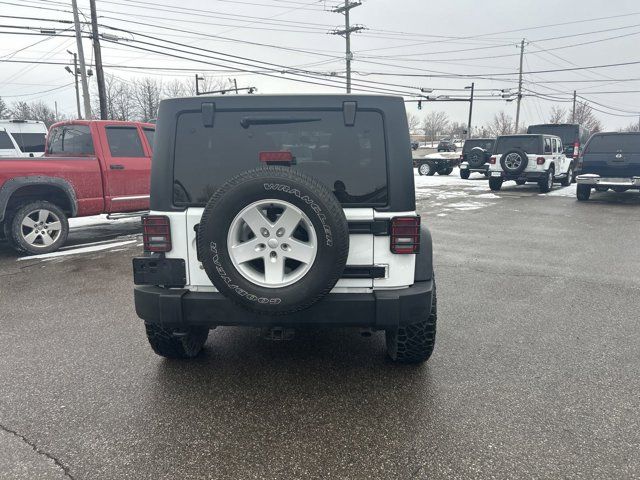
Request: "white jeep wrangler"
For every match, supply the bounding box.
[133,95,437,364]
[488,134,574,193]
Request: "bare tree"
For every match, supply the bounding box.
[29,101,58,127]
[548,106,566,124]
[487,111,514,136]
[623,119,640,132]
[133,77,162,122]
[421,111,449,143]
[163,79,190,99]
[574,101,602,133]
[446,121,467,139]
[9,101,32,120]
[0,97,8,119]
[406,112,421,134]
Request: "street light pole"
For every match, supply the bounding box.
[467,82,475,139]
[71,0,92,119]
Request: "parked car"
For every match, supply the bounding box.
[415,153,459,176]
[133,94,437,364]
[0,119,48,158]
[437,139,457,152]
[459,138,495,179]
[488,134,574,192]
[0,120,155,254]
[411,141,419,150]
[527,123,590,160]
[575,132,640,201]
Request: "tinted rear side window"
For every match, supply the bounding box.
[143,128,155,151]
[585,134,640,153]
[495,136,541,154]
[13,132,45,152]
[106,127,145,157]
[48,125,94,155]
[173,110,388,206]
[0,131,14,149]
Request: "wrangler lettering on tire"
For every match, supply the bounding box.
[197,167,349,315]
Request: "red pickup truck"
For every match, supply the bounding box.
[0,120,154,254]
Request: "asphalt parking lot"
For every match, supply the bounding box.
[1,169,639,480]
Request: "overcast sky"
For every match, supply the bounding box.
[1,0,640,130]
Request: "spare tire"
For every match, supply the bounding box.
[197,167,349,315]
[500,149,528,175]
[467,147,487,168]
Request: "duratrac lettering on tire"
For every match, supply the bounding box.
[198,167,349,315]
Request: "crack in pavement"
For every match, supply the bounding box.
[0,423,75,480]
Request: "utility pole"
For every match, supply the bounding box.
[195,74,203,95]
[71,0,92,119]
[514,39,525,133]
[66,51,81,119]
[572,90,577,123]
[232,78,239,94]
[331,1,364,93]
[89,0,107,119]
[467,82,475,139]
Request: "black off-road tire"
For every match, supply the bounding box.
[489,177,503,191]
[561,165,574,186]
[9,201,69,255]
[539,167,554,193]
[467,147,487,168]
[577,184,591,201]
[145,323,209,359]
[386,281,437,364]
[500,149,529,175]
[197,167,349,315]
[515,179,526,186]
[460,169,470,179]
[437,167,453,175]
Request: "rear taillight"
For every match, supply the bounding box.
[142,215,172,252]
[390,216,420,254]
[489,156,496,164]
[573,142,579,158]
[536,157,545,165]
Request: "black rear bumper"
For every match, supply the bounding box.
[134,280,434,329]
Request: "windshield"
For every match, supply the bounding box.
[463,139,494,152]
[495,136,541,154]
[585,134,640,153]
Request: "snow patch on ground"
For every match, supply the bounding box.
[448,201,491,211]
[69,215,140,229]
[18,240,137,261]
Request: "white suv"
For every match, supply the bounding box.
[133,95,437,364]
[0,119,47,158]
[488,134,574,192]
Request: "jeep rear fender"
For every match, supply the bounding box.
[414,224,433,282]
[0,176,78,222]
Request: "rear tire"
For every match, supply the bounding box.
[539,168,554,193]
[438,167,453,175]
[460,169,470,179]
[145,324,209,359]
[577,184,591,201]
[489,177,503,191]
[386,281,437,364]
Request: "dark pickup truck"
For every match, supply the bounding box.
[576,132,640,201]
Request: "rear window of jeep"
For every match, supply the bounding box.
[495,136,541,155]
[172,110,388,206]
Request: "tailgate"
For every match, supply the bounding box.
[582,152,640,178]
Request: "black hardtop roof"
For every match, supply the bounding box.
[159,93,404,110]
[465,137,495,141]
[528,123,580,128]
[497,133,560,139]
[590,131,640,136]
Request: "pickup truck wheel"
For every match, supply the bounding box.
[489,177,503,191]
[577,184,591,201]
[145,323,209,359]
[386,280,437,364]
[437,167,453,175]
[561,165,573,186]
[460,169,470,179]
[9,201,69,255]
[198,167,349,315]
[426,163,436,176]
[539,168,554,193]
[418,163,430,176]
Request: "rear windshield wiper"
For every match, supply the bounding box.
[240,117,320,129]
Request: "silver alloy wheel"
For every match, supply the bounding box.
[548,169,554,189]
[567,168,573,184]
[20,209,62,248]
[227,199,317,288]
[419,163,430,175]
[504,152,522,170]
